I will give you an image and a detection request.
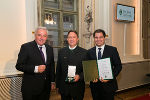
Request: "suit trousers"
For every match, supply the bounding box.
[61,93,84,100]
[22,89,50,100]
[90,82,115,100]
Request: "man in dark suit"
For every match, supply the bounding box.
[87,29,122,100]
[56,30,87,100]
[15,27,55,100]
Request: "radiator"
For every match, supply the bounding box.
[0,76,22,100]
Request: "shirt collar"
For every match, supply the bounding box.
[37,44,45,48]
[69,45,77,50]
[96,44,105,50]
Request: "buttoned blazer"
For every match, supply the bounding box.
[56,46,87,96]
[87,45,122,92]
[16,40,55,94]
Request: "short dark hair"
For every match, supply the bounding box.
[67,30,78,37]
[93,29,106,38]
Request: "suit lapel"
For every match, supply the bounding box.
[45,44,50,64]
[101,45,107,59]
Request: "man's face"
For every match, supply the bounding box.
[35,29,47,46]
[67,32,79,48]
[94,32,105,47]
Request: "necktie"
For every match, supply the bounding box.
[39,47,45,63]
[98,48,101,60]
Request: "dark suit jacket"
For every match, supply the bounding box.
[87,45,122,92]
[56,46,87,97]
[16,40,55,95]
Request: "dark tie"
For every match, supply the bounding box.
[98,48,101,60]
[39,47,45,63]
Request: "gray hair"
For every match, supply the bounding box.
[35,26,48,34]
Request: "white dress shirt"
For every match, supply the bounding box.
[96,44,105,60]
[34,44,47,73]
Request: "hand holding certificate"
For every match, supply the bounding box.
[97,58,113,80]
[82,58,113,82]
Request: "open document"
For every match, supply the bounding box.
[97,58,113,79]
[82,58,113,82]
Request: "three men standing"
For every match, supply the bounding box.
[16,28,121,100]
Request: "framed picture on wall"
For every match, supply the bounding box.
[115,3,135,22]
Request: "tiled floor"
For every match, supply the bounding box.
[50,84,150,100]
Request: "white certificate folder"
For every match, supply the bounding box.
[82,58,113,82]
[97,58,113,80]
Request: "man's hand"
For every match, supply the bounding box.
[74,75,80,82]
[93,77,109,83]
[38,65,46,73]
[93,78,98,83]
[99,77,109,83]
[51,83,55,90]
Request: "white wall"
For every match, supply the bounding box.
[111,0,143,62]
[0,0,37,76]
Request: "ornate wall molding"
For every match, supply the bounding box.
[79,0,95,49]
[79,0,112,49]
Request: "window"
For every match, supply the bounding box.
[39,0,78,61]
